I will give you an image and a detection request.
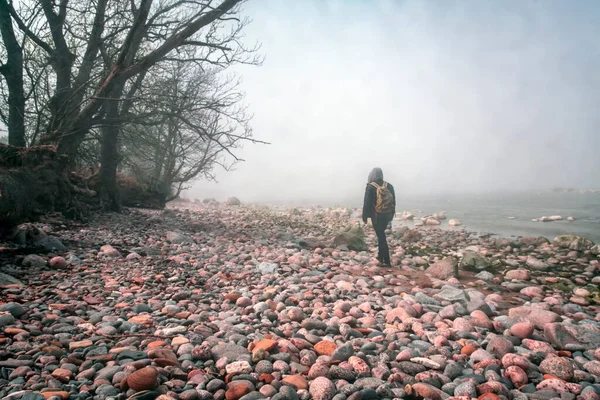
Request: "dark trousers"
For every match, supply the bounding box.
[373,213,391,264]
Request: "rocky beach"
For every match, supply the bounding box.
[1,202,600,400]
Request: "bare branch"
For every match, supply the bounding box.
[7,2,53,54]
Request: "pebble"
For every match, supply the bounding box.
[0,204,597,400]
[309,377,336,400]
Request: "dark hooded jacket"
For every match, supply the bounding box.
[362,167,396,223]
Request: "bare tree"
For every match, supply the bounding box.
[120,61,264,200]
[0,0,25,146]
[0,0,262,226]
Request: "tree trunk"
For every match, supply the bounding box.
[98,87,123,212]
[0,0,26,147]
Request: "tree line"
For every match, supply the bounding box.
[0,0,262,212]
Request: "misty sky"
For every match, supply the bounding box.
[190,0,600,203]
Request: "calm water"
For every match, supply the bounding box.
[386,192,600,242]
[262,191,600,242]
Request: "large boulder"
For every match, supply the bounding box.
[433,212,447,220]
[333,224,366,251]
[519,237,550,247]
[425,218,440,226]
[22,254,46,268]
[426,257,458,280]
[226,197,241,206]
[460,251,492,271]
[298,237,327,250]
[392,224,409,236]
[552,235,595,251]
[508,306,562,329]
[333,232,367,252]
[544,323,600,351]
[401,211,414,220]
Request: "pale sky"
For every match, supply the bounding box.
[188,0,600,204]
[2,0,598,203]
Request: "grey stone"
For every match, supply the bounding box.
[0,302,25,318]
[211,343,251,362]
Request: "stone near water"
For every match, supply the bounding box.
[553,235,595,251]
[526,256,549,271]
[426,257,458,279]
[475,271,494,281]
[460,251,492,271]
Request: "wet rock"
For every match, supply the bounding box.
[435,287,468,303]
[333,228,367,251]
[460,251,492,271]
[426,257,458,279]
[544,323,600,350]
[553,235,595,251]
[526,256,549,271]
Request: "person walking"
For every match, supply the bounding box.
[362,167,396,266]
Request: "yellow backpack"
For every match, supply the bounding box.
[369,182,394,213]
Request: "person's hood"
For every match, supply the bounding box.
[368,167,384,183]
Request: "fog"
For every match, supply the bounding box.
[188,0,600,205]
